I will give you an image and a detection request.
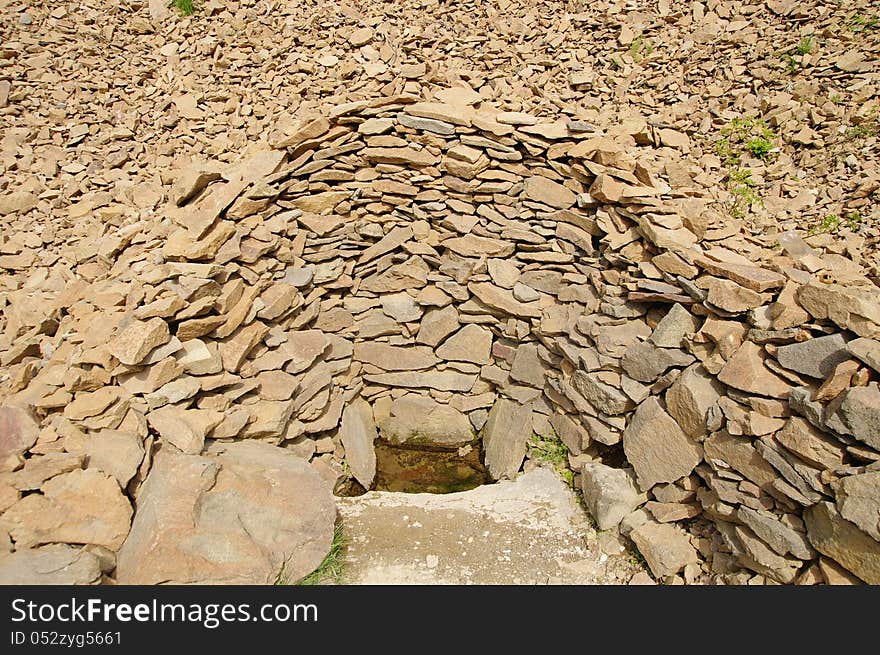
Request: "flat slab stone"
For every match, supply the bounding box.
[775,333,851,379]
[337,468,643,584]
[622,397,703,491]
[363,371,476,392]
[353,342,438,371]
[482,398,532,480]
[340,398,378,489]
[718,341,791,399]
[377,394,474,447]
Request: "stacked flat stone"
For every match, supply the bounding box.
[1,89,878,585]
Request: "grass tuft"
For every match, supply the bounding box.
[276,523,346,585]
[528,433,575,487]
[796,36,814,55]
[629,35,654,63]
[173,0,195,16]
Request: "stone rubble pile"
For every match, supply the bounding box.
[1,85,879,585]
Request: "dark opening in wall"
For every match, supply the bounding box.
[373,440,489,494]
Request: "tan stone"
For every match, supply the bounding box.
[623,397,703,491]
[1,469,132,550]
[717,341,791,399]
[523,175,576,209]
[109,318,170,366]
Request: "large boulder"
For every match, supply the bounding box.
[116,442,335,584]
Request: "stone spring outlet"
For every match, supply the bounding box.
[2,87,879,584]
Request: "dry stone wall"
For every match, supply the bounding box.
[1,86,879,585]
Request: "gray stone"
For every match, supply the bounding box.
[630,521,698,578]
[510,343,546,388]
[482,399,532,480]
[650,303,700,348]
[621,341,694,383]
[736,506,815,559]
[378,395,474,448]
[805,502,880,584]
[775,333,851,379]
[580,463,647,530]
[116,443,335,584]
[396,112,456,135]
[512,283,540,302]
[835,384,880,450]
[340,398,377,489]
[787,386,826,430]
[572,371,634,415]
[623,397,703,491]
[283,266,314,287]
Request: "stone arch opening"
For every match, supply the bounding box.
[6,84,878,585]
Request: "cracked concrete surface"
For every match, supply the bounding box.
[337,467,644,584]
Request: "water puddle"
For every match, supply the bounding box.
[372,440,489,494]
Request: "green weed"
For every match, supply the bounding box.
[629,36,654,63]
[845,13,879,33]
[807,211,867,236]
[796,36,814,55]
[277,523,346,585]
[717,116,777,165]
[528,434,575,487]
[726,168,761,218]
[173,0,195,16]
[745,136,773,159]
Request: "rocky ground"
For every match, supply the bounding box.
[0,1,878,585]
